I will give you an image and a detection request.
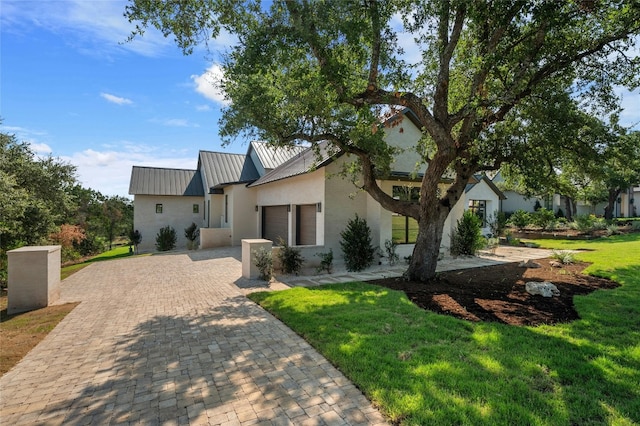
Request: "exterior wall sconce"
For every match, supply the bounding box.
[317,202,322,212]
[287,204,291,212]
[255,205,259,212]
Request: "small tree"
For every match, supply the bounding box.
[155,226,176,252]
[184,222,199,250]
[450,210,484,256]
[277,238,304,275]
[531,208,557,231]
[129,229,142,254]
[315,249,334,274]
[384,239,399,266]
[253,247,273,281]
[340,214,375,272]
[509,210,531,231]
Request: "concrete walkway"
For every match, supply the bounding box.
[0,246,553,425]
[273,246,556,288]
[0,248,387,425]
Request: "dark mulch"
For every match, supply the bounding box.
[369,258,618,326]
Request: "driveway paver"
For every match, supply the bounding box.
[0,248,388,425]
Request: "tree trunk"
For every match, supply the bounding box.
[603,189,620,220]
[405,209,449,281]
[564,196,573,221]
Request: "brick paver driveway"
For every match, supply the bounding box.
[0,248,387,425]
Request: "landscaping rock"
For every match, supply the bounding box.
[519,259,541,268]
[549,260,563,268]
[526,281,560,297]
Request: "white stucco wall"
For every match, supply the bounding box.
[228,184,258,245]
[133,195,205,252]
[255,168,327,247]
[383,117,426,173]
[501,191,543,213]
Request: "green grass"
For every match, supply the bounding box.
[249,233,640,425]
[61,246,142,280]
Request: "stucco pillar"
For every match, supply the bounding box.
[241,239,272,279]
[7,245,61,315]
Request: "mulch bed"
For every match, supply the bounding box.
[369,258,618,326]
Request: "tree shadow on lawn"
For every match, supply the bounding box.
[254,276,639,425]
[31,296,357,425]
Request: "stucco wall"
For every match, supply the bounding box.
[255,168,327,246]
[384,118,426,173]
[133,195,204,252]
[228,184,258,245]
[445,180,502,245]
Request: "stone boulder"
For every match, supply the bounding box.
[519,259,541,268]
[525,281,560,297]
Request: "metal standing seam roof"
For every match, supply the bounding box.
[250,141,308,170]
[197,151,248,190]
[248,141,340,187]
[128,166,204,196]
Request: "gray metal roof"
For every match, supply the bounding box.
[249,142,340,187]
[250,141,307,170]
[198,151,248,190]
[128,166,204,196]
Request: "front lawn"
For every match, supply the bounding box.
[249,233,640,425]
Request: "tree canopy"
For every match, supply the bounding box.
[126,0,640,281]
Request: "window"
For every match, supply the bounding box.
[468,200,487,227]
[224,195,229,223]
[392,185,419,244]
[155,204,163,214]
[192,204,199,214]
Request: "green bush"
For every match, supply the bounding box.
[451,210,484,256]
[384,239,399,265]
[155,226,177,251]
[277,238,304,275]
[531,207,556,231]
[340,214,375,272]
[253,247,273,281]
[315,249,334,274]
[184,222,199,250]
[487,211,507,237]
[551,250,575,264]
[508,209,530,230]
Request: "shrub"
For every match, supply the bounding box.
[315,249,334,274]
[253,247,273,281]
[128,229,142,254]
[508,209,530,230]
[606,224,620,236]
[487,211,507,237]
[155,226,177,251]
[531,208,556,231]
[551,250,575,264]
[277,238,304,275]
[340,214,375,272]
[384,239,399,265]
[184,222,199,250]
[572,214,594,232]
[451,210,484,256]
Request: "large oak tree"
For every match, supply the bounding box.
[126,0,640,281]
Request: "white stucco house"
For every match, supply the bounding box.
[129,110,505,266]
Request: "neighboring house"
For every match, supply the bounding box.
[492,172,639,218]
[129,110,505,266]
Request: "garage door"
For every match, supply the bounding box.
[296,204,316,245]
[262,205,289,244]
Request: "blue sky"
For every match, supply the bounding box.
[2,0,236,197]
[2,1,639,198]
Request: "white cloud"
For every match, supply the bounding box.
[149,118,200,127]
[196,104,212,112]
[100,92,133,105]
[29,142,53,155]
[191,64,229,105]
[61,143,197,197]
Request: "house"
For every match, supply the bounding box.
[492,171,639,218]
[129,111,506,266]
